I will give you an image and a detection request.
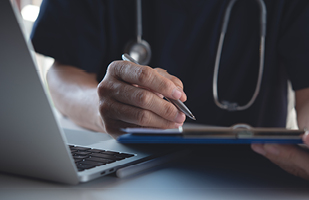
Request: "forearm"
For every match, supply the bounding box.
[47,61,104,132]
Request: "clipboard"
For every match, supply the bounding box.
[117,124,305,144]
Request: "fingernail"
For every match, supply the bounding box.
[172,88,182,99]
[251,144,266,156]
[174,112,185,123]
[304,130,309,138]
[264,144,280,155]
[177,86,187,99]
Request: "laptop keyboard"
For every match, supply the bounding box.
[69,145,135,172]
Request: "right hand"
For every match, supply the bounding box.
[97,61,187,138]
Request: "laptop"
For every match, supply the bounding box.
[0,0,176,184]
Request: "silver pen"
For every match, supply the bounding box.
[122,53,196,120]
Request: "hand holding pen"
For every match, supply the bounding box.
[122,54,195,120]
[97,54,194,138]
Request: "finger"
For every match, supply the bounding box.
[108,79,186,124]
[303,131,309,145]
[251,144,309,180]
[132,84,164,99]
[154,68,187,102]
[107,61,183,100]
[99,99,183,130]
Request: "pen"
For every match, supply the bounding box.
[122,53,196,120]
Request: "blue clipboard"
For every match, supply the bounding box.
[117,124,305,144]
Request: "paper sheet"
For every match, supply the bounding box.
[122,126,183,134]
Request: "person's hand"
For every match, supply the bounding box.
[251,132,309,180]
[97,61,187,138]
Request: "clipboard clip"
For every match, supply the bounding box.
[231,124,254,138]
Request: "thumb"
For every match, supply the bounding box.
[302,131,309,146]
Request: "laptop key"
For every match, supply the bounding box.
[91,153,118,160]
[87,149,105,153]
[74,151,92,156]
[86,157,114,164]
[115,154,131,159]
[71,147,91,151]
[114,156,126,160]
[102,151,120,155]
[73,155,90,159]
[120,153,135,158]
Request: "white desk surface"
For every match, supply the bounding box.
[1,116,309,200]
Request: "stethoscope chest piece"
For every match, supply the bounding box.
[124,39,151,65]
[124,0,152,65]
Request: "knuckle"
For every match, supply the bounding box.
[97,81,106,96]
[98,100,110,116]
[99,99,117,119]
[158,79,173,92]
[107,61,126,76]
[154,67,166,74]
[104,122,115,135]
[106,61,118,73]
[170,76,183,88]
[135,90,151,107]
[136,110,150,126]
[97,80,113,96]
[163,103,177,119]
[137,66,152,84]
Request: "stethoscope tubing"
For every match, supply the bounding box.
[136,0,142,43]
[129,0,266,111]
[212,0,267,111]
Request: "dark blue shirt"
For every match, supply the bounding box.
[31,0,309,128]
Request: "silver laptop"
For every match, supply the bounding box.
[0,0,172,184]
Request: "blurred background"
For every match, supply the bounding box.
[12,0,54,85]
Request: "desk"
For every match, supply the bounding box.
[1,117,309,200]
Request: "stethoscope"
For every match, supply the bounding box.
[124,0,267,111]
[124,0,151,65]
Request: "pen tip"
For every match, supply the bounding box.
[190,115,196,120]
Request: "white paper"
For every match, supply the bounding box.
[122,126,183,134]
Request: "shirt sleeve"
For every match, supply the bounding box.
[31,0,106,74]
[278,1,309,91]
